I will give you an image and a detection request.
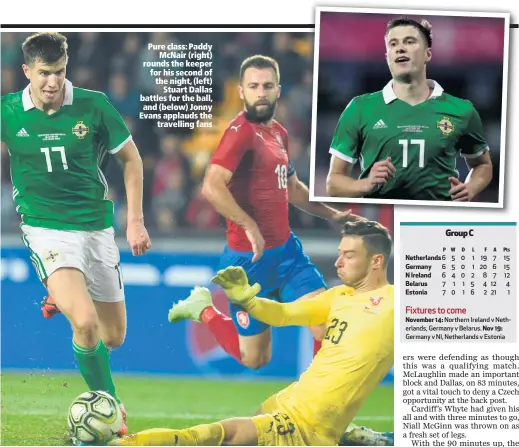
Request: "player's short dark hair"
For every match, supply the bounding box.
[342,220,393,265]
[22,32,68,66]
[386,17,433,48]
[240,55,280,84]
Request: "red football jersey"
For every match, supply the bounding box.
[210,111,291,251]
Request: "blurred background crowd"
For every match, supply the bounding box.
[314,14,507,202]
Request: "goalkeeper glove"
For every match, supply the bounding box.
[211,266,261,308]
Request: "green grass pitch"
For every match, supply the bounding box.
[1,372,394,445]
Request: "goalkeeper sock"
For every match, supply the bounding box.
[73,339,119,403]
[115,423,225,446]
[200,307,241,362]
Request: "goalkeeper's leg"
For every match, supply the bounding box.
[110,418,258,446]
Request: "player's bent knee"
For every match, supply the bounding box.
[70,311,99,341]
[240,351,271,370]
[102,330,126,349]
[94,300,126,348]
[242,358,269,370]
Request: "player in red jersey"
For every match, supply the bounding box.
[168,55,357,369]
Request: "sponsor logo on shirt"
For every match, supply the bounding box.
[16,128,30,137]
[373,119,387,129]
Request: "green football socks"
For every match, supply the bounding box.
[73,339,119,403]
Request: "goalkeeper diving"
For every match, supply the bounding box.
[112,220,394,446]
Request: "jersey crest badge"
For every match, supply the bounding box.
[365,296,384,313]
[370,296,383,306]
[236,311,250,329]
[437,117,454,136]
[72,121,89,139]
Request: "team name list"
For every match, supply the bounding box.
[140,42,214,130]
[400,223,516,344]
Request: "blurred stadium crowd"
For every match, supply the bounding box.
[1,31,328,234]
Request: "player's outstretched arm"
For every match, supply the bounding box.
[287,171,366,223]
[211,266,331,327]
[202,164,264,261]
[326,155,395,198]
[116,140,151,256]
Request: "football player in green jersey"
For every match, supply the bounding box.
[1,32,152,437]
[326,18,493,202]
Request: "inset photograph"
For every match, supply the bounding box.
[311,8,510,207]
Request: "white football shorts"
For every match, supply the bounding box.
[21,224,124,303]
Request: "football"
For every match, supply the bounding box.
[68,390,122,444]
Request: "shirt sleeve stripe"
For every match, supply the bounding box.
[329,148,357,163]
[460,146,490,159]
[108,135,133,154]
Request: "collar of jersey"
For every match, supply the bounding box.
[22,78,74,111]
[382,79,444,104]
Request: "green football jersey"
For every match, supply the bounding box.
[1,79,131,230]
[329,80,489,201]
